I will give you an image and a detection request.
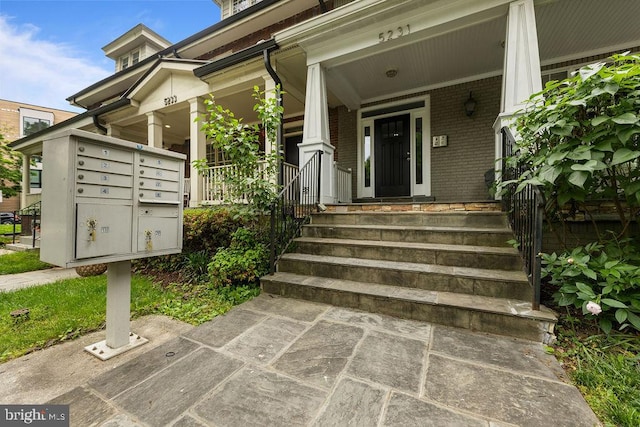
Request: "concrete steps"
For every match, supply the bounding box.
[261,209,557,342]
[5,235,40,251]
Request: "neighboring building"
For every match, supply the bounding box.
[8,0,640,206]
[0,99,76,212]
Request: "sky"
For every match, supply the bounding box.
[0,0,221,112]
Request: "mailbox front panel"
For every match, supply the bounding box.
[75,204,133,259]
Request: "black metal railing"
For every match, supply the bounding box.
[13,200,41,248]
[269,150,322,273]
[501,127,544,310]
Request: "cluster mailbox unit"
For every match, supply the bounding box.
[41,129,186,360]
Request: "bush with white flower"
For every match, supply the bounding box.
[542,239,640,334]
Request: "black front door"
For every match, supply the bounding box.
[375,114,410,197]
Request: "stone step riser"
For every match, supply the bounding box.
[302,226,512,247]
[294,241,522,271]
[311,213,508,228]
[277,258,531,300]
[261,278,549,342]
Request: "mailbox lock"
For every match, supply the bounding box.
[78,188,84,194]
[78,160,84,166]
[140,158,145,163]
[78,174,84,180]
[140,192,144,197]
[140,182,144,186]
[140,170,144,175]
[79,146,85,152]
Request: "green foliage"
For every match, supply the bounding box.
[209,228,269,287]
[542,238,640,333]
[0,130,22,198]
[183,207,248,253]
[194,85,283,214]
[554,331,640,427]
[0,250,51,275]
[502,53,640,237]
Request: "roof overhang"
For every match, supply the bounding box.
[9,99,132,154]
[124,58,210,101]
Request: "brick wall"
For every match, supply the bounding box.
[335,76,501,201]
[429,76,501,201]
[335,106,358,197]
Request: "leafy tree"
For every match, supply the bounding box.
[0,130,22,198]
[194,85,283,214]
[503,53,640,241]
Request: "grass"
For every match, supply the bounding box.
[0,250,51,275]
[0,224,21,234]
[0,274,259,363]
[553,318,640,426]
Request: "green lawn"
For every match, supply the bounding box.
[553,323,640,426]
[0,274,259,363]
[0,224,21,234]
[0,250,51,275]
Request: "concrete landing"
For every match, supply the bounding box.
[5,294,600,427]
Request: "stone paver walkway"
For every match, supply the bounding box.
[42,294,599,427]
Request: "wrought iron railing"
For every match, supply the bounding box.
[13,200,41,248]
[269,150,322,273]
[501,127,544,310]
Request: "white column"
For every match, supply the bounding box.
[189,97,207,207]
[494,0,542,196]
[299,62,335,204]
[263,75,277,157]
[147,112,164,149]
[20,153,30,208]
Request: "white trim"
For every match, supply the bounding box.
[539,42,640,69]
[357,95,431,199]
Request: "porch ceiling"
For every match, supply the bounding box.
[279,0,640,109]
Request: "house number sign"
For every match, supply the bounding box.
[164,95,178,106]
[379,24,410,43]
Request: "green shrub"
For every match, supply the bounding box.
[183,207,248,253]
[209,228,269,287]
[542,238,640,333]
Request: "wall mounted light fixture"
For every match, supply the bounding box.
[464,91,477,117]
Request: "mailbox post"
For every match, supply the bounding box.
[40,129,186,360]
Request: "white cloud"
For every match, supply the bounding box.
[0,15,111,112]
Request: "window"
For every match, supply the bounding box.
[363,126,371,188]
[30,169,42,189]
[233,0,262,14]
[121,55,129,70]
[23,117,50,137]
[132,50,139,65]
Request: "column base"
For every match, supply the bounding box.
[84,333,148,361]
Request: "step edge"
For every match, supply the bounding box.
[261,273,556,322]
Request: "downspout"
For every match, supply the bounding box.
[93,114,107,135]
[263,48,284,186]
[318,0,328,13]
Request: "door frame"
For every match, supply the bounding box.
[357,95,431,199]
